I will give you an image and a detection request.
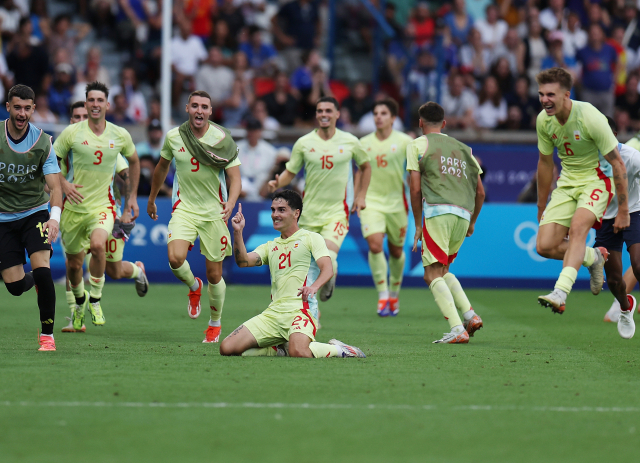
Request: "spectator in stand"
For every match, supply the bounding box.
[587,2,611,36]
[407,49,439,108]
[233,49,254,81]
[523,19,547,84]
[85,46,111,87]
[89,0,116,40]
[136,119,164,161]
[341,82,374,126]
[195,46,235,112]
[539,0,565,32]
[0,0,24,42]
[490,57,515,96]
[473,75,507,129]
[115,0,147,52]
[262,70,299,126]
[608,25,630,97]
[236,118,277,202]
[459,27,492,80]
[576,23,618,117]
[110,66,148,124]
[48,14,90,66]
[239,25,278,76]
[466,0,493,22]
[540,30,578,83]
[561,11,587,58]
[615,74,640,131]
[441,73,477,130]
[138,155,172,197]
[0,49,13,106]
[506,75,539,129]
[248,99,280,131]
[31,94,58,124]
[406,2,435,48]
[290,49,331,122]
[218,0,245,49]
[260,147,303,199]
[271,0,320,72]
[183,0,216,43]
[47,63,73,117]
[211,19,236,61]
[444,0,474,47]
[28,0,49,45]
[498,105,525,130]
[620,1,640,53]
[147,95,161,124]
[515,5,539,39]
[171,17,208,106]
[492,27,526,76]
[222,67,255,128]
[71,60,99,103]
[475,4,508,50]
[107,93,135,125]
[6,20,49,93]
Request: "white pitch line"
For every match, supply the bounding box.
[0,401,638,413]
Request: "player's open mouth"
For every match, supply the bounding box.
[194,115,204,123]
[319,117,330,123]
[543,104,554,113]
[91,109,101,116]
[15,118,26,126]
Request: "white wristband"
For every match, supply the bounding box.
[50,206,61,223]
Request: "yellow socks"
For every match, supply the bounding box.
[128,262,141,279]
[443,272,471,316]
[208,278,226,324]
[70,279,85,299]
[242,347,278,357]
[368,251,388,293]
[389,252,405,295]
[430,277,462,329]
[170,260,196,288]
[66,290,75,313]
[309,342,341,358]
[555,267,578,294]
[328,249,338,275]
[89,274,105,299]
[582,247,596,267]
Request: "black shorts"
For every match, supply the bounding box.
[594,210,640,253]
[0,209,52,271]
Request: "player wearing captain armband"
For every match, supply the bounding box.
[534,68,629,314]
[220,191,366,358]
[148,90,241,343]
[407,102,485,344]
[268,96,371,303]
[358,98,413,317]
[54,82,141,329]
[59,102,148,333]
[0,84,62,351]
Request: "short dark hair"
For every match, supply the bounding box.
[85,81,109,99]
[536,67,573,92]
[316,96,339,110]
[606,116,617,134]
[272,190,303,221]
[7,84,35,103]
[70,101,85,114]
[373,98,399,117]
[188,90,212,103]
[418,101,444,125]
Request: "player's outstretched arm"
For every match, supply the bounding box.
[536,152,555,223]
[123,151,140,221]
[147,157,172,221]
[44,172,62,244]
[467,175,486,237]
[222,165,241,221]
[352,161,371,216]
[232,203,263,267]
[267,169,296,193]
[409,171,423,251]
[298,255,333,302]
[605,147,631,233]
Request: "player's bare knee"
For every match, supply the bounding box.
[206,269,222,284]
[369,242,383,254]
[168,253,185,269]
[90,240,105,256]
[67,258,84,273]
[390,248,403,259]
[219,340,239,356]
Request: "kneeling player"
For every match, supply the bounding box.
[220,191,366,358]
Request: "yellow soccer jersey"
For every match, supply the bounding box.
[536,100,618,184]
[253,228,330,319]
[54,120,136,214]
[360,130,413,213]
[285,129,368,225]
[161,125,241,220]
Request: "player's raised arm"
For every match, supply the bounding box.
[231,204,263,267]
[352,160,371,216]
[147,156,172,221]
[467,175,486,237]
[409,170,422,251]
[222,165,241,221]
[536,152,555,223]
[44,172,62,243]
[267,169,296,192]
[122,150,140,221]
[605,147,630,233]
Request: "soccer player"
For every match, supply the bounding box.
[0,84,62,351]
[60,102,149,333]
[535,68,629,314]
[594,117,640,338]
[147,90,241,343]
[407,102,485,344]
[54,82,141,328]
[268,97,371,301]
[220,191,366,358]
[358,98,413,316]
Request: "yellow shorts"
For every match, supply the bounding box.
[60,206,116,255]
[167,209,231,262]
[540,177,614,229]
[104,235,125,263]
[243,305,318,347]
[300,215,349,249]
[421,214,469,267]
[360,207,408,247]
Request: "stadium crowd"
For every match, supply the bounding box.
[2,0,640,200]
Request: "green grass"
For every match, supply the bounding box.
[1,283,639,463]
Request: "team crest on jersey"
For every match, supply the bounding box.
[168,230,172,239]
[109,140,115,149]
[294,241,300,249]
[338,146,344,154]
[391,144,397,153]
[574,130,581,141]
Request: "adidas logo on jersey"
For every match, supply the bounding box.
[551,134,557,140]
[179,147,185,152]
[272,246,278,252]
[82,140,89,145]
[309,148,315,152]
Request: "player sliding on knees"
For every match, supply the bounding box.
[220,191,366,358]
[408,102,485,344]
[535,68,629,314]
[595,117,640,339]
[148,90,241,343]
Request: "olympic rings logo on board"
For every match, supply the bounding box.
[514,222,596,262]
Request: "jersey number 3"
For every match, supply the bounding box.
[93,150,103,165]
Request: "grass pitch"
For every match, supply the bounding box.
[1,283,639,463]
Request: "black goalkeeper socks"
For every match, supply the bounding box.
[33,268,56,335]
